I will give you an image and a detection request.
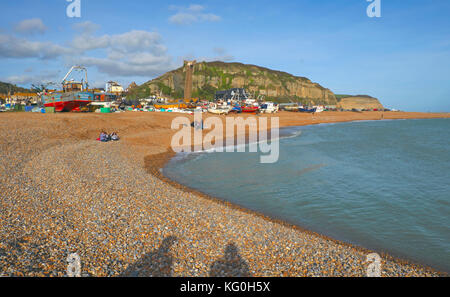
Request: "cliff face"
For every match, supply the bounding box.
[128,61,337,104]
[337,95,384,110]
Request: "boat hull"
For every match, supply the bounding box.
[154,103,188,109]
[208,108,229,115]
[284,106,299,112]
[42,91,94,112]
[241,107,259,113]
[298,108,317,113]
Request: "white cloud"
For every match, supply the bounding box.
[14,18,47,35]
[71,30,167,54]
[1,21,175,78]
[67,25,174,77]
[0,34,72,59]
[72,21,100,34]
[3,70,60,85]
[72,55,173,77]
[168,4,221,25]
[196,47,235,62]
[68,28,174,77]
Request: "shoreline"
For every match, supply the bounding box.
[146,117,449,275]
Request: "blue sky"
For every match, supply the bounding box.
[0,0,449,111]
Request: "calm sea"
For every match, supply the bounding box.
[164,118,450,272]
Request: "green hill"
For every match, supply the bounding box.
[0,81,34,95]
[127,61,338,105]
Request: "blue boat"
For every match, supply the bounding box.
[299,107,317,113]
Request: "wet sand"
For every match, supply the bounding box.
[0,111,449,276]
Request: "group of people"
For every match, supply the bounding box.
[98,131,120,142]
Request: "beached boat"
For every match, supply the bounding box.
[228,106,242,113]
[41,66,94,112]
[208,107,230,115]
[259,102,279,114]
[207,103,230,115]
[315,106,324,113]
[284,105,299,112]
[299,107,317,113]
[154,102,188,109]
[240,106,259,113]
[207,108,227,115]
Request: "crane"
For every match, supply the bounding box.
[61,66,89,91]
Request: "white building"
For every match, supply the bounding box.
[106,81,124,94]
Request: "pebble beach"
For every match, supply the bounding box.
[1,111,449,277]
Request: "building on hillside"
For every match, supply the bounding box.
[9,92,39,105]
[126,82,138,92]
[106,81,124,94]
[215,88,250,102]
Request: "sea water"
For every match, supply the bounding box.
[164,118,450,272]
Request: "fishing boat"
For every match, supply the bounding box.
[259,102,279,114]
[298,106,317,113]
[228,106,242,113]
[41,66,94,112]
[240,105,259,113]
[207,108,229,115]
[154,102,188,109]
[315,105,324,113]
[207,104,230,115]
[284,105,299,112]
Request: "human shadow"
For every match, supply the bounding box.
[209,243,252,277]
[120,236,177,277]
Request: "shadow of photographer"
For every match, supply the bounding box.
[209,242,252,277]
[120,236,177,277]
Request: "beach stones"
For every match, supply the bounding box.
[0,113,445,277]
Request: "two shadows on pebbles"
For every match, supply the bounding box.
[120,236,251,277]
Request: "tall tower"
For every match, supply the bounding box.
[183,60,196,101]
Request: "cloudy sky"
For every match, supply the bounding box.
[0,0,449,111]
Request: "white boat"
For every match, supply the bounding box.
[89,101,113,109]
[207,103,230,115]
[259,102,279,113]
[314,105,324,113]
[208,108,229,115]
[143,106,155,112]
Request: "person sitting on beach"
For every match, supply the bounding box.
[110,132,120,141]
[99,131,108,142]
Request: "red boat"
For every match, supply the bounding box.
[241,106,259,113]
[41,66,94,112]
